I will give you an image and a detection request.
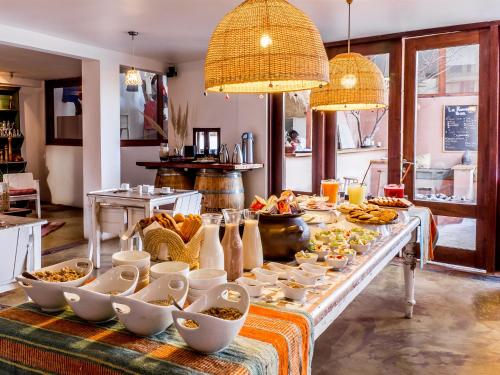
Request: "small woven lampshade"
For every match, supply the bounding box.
[310,52,386,111]
[205,0,329,94]
[125,68,142,86]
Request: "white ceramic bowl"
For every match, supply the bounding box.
[62,265,139,322]
[277,280,307,301]
[289,269,319,286]
[300,263,329,276]
[313,247,330,261]
[267,262,296,279]
[172,283,249,353]
[350,243,371,254]
[326,255,348,270]
[295,252,318,265]
[235,277,265,297]
[151,261,189,279]
[112,251,150,271]
[188,269,227,290]
[111,273,188,336]
[251,268,279,284]
[16,258,93,312]
[342,249,357,264]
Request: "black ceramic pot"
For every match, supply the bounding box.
[258,213,310,261]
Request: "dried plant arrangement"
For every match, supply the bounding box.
[170,99,189,151]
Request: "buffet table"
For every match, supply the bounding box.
[0,215,46,293]
[0,214,422,374]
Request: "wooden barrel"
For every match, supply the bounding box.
[195,170,245,213]
[154,168,194,190]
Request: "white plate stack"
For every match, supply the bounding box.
[187,269,227,303]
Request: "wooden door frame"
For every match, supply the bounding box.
[403,29,498,271]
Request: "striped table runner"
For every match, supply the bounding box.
[0,303,313,375]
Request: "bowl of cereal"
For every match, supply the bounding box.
[111,273,188,336]
[172,283,249,353]
[16,258,93,312]
[63,265,140,322]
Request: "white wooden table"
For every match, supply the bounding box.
[250,215,422,339]
[87,189,199,268]
[0,215,46,293]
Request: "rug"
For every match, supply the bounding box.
[41,221,65,237]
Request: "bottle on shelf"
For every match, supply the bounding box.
[221,208,243,281]
[199,213,224,270]
[8,96,14,110]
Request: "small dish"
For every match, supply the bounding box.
[235,277,265,297]
[350,242,371,254]
[312,244,330,261]
[63,265,139,322]
[277,280,308,301]
[172,283,250,353]
[267,262,296,279]
[289,269,319,285]
[326,255,348,270]
[112,250,150,272]
[300,263,329,276]
[342,249,357,264]
[16,258,93,312]
[151,261,189,279]
[252,268,279,284]
[295,251,318,265]
[188,269,227,290]
[111,274,188,336]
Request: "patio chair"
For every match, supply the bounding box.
[3,172,41,218]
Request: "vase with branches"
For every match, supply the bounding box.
[169,99,189,155]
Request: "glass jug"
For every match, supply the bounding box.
[221,209,243,281]
[199,214,224,270]
[242,209,263,270]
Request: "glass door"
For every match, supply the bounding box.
[404,30,494,269]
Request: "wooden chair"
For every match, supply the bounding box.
[3,173,41,218]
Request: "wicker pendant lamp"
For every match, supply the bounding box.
[204,0,329,94]
[125,31,142,87]
[310,0,386,111]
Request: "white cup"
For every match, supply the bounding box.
[161,186,171,194]
[120,183,130,191]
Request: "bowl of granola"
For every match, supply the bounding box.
[63,265,140,322]
[16,258,93,312]
[111,273,188,336]
[172,283,249,353]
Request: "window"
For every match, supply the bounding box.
[417,45,479,96]
[45,77,82,146]
[120,68,168,146]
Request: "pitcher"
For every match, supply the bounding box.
[199,214,224,270]
[242,209,263,270]
[221,209,243,281]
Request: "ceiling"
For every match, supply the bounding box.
[0,0,498,64]
[0,44,81,80]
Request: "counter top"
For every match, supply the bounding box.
[0,214,46,230]
[136,161,264,170]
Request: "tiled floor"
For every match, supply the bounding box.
[2,239,500,374]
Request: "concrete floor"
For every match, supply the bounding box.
[1,239,500,375]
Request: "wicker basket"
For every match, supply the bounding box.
[143,227,204,269]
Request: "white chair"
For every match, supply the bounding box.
[3,173,41,218]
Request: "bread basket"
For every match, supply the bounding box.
[144,227,204,269]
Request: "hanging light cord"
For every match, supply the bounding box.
[347,0,352,53]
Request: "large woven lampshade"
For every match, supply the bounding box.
[310,52,386,111]
[205,0,329,94]
[310,0,386,111]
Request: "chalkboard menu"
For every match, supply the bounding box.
[443,105,478,151]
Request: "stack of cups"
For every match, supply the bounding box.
[111,250,151,291]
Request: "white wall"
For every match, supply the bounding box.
[168,60,268,204]
[120,146,158,187]
[45,146,83,207]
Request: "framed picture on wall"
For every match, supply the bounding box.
[45,77,82,146]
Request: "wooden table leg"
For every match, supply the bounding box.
[403,233,418,318]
